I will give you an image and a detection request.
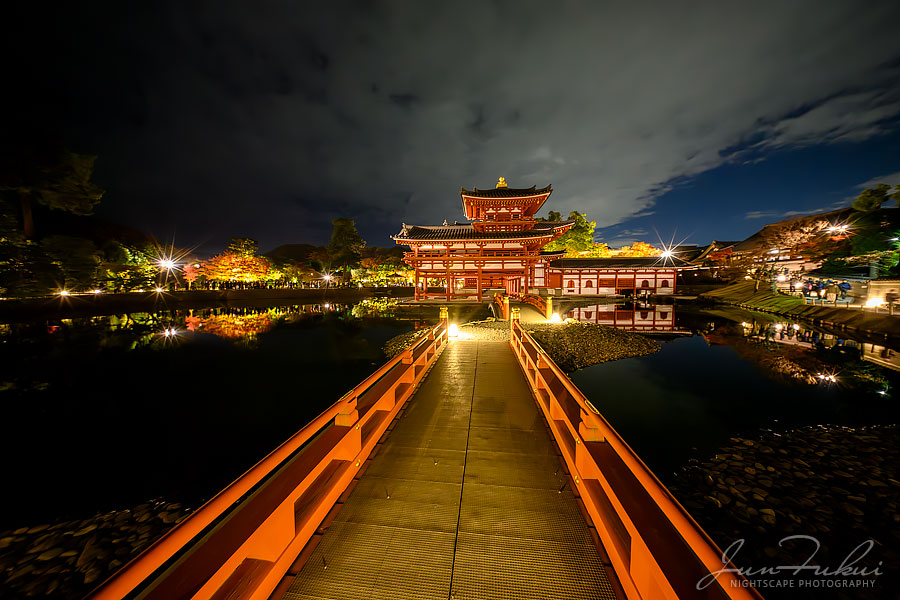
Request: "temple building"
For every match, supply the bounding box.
[392,178,573,300]
[393,178,690,300]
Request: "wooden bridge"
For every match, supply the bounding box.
[87,309,762,600]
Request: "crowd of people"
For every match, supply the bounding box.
[788,278,851,302]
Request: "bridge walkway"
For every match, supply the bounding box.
[282,339,619,600]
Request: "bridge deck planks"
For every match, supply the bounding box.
[282,340,618,600]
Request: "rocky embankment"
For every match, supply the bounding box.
[383,328,430,358]
[383,319,660,371]
[526,321,661,371]
[0,500,191,599]
[670,425,899,598]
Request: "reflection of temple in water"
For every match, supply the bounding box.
[566,304,691,334]
[742,319,900,373]
[861,343,900,372]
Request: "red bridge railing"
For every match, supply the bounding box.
[520,293,553,319]
[492,292,509,319]
[509,312,763,600]
[88,314,449,600]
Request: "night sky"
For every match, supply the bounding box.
[5,1,900,253]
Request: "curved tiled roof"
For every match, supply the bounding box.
[393,219,573,241]
[460,184,552,198]
[548,256,693,269]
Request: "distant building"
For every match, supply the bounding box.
[392,179,573,300]
[393,179,690,300]
[540,257,690,295]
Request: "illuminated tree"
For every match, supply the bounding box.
[182,263,201,288]
[327,218,366,283]
[226,237,259,256]
[852,184,900,212]
[544,211,596,253]
[200,251,273,283]
[616,241,663,257]
[41,235,100,289]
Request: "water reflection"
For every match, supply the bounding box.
[1,303,366,348]
[734,317,900,377]
[0,299,417,531]
[565,302,691,334]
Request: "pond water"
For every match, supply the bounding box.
[2,299,897,533]
[567,303,900,482]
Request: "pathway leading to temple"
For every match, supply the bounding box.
[283,339,618,600]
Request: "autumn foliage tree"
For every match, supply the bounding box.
[200,237,275,283]
[616,241,662,257]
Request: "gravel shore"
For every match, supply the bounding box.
[0,500,191,599]
[383,319,661,371]
[670,425,899,599]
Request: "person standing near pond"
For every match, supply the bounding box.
[838,280,851,300]
[826,281,839,304]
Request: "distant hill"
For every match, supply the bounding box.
[733,208,857,253]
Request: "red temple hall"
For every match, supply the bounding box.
[393,178,573,300]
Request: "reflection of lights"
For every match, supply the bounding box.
[744,275,751,280]
[826,224,849,234]
[549,313,562,323]
[775,324,783,331]
[161,328,178,338]
[91,289,102,294]
[776,275,786,282]
[58,290,70,296]
[768,249,779,254]
[866,297,885,307]
[793,324,800,330]
[740,322,749,327]
[878,389,888,396]
[448,324,459,337]
[324,303,330,309]
[816,373,838,383]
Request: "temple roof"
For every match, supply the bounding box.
[393,219,573,242]
[548,256,694,269]
[460,184,552,199]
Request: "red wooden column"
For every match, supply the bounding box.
[477,265,483,301]
[445,264,451,301]
[414,267,420,301]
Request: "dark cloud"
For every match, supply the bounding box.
[5,1,900,251]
